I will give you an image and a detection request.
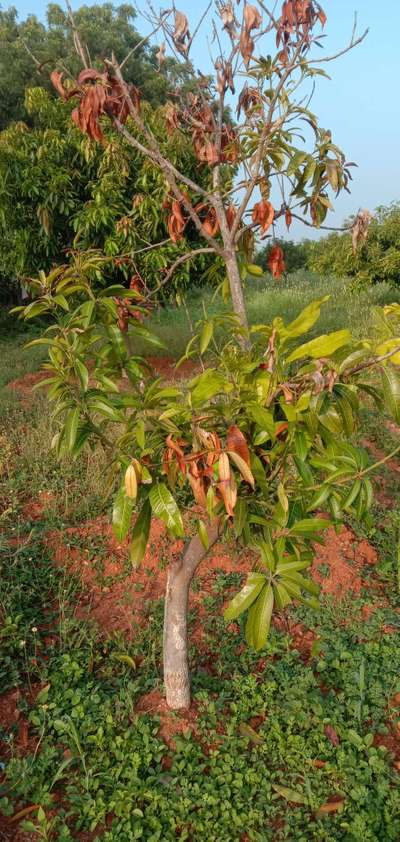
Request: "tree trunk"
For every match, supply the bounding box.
[163,520,220,709]
[213,198,249,337]
[225,251,249,335]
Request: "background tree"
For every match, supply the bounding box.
[0,2,192,130]
[17,0,400,712]
[306,203,400,287]
[0,85,223,301]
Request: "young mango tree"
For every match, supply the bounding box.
[15,0,400,709]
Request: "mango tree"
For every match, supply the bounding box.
[15,0,400,709]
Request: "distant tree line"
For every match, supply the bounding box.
[255,203,400,287]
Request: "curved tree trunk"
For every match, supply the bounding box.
[163,520,221,709]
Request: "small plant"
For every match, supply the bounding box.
[15,0,400,711]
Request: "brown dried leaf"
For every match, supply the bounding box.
[168,200,186,243]
[239,4,262,66]
[316,798,344,817]
[236,84,261,118]
[252,200,275,234]
[77,68,105,85]
[173,10,190,54]
[324,724,340,747]
[227,425,251,466]
[50,70,67,100]
[165,102,180,135]
[268,245,286,279]
[220,2,237,39]
[221,125,239,163]
[351,209,372,254]
[226,205,237,230]
[156,42,166,68]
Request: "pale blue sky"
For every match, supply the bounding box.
[6,0,400,240]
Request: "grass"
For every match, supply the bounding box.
[134,271,400,358]
[1,278,400,840]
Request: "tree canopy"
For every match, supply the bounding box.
[0,3,190,130]
[306,203,400,287]
[0,85,222,299]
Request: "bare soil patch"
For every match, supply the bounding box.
[45,515,379,649]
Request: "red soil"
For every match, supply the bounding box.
[45,516,253,636]
[7,356,198,401]
[6,371,49,408]
[147,355,198,381]
[135,688,199,750]
[311,524,377,599]
[43,513,380,652]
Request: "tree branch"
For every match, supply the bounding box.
[143,247,215,302]
[311,14,369,65]
[66,0,89,69]
[349,346,400,377]
[287,211,353,233]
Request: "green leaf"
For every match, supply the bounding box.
[343,479,362,511]
[238,722,264,743]
[381,367,400,423]
[112,487,134,542]
[289,518,330,536]
[246,263,263,277]
[198,519,209,550]
[200,321,214,354]
[89,399,122,422]
[113,653,136,669]
[287,330,351,363]
[54,293,69,311]
[64,407,79,453]
[273,582,292,610]
[135,420,145,449]
[224,573,266,621]
[245,583,274,651]
[276,558,310,574]
[294,456,314,485]
[318,407,343,435]
[129,499,151,567]
[281,571,320,597]
[23,300,51,320]
[248,404,276,437]
[280,296,330,341]
[234,499,248,537]
[287,150,308,175]
[149,483,184,538]
[190,369,232,406]
[130,323,166,349]
[272,785,308,804]
[250,454,269,496]
[307,485,331,512]
[75,359,89,392]
[206,485,217,519]
[71,426,92,457]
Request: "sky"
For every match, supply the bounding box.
[7,0,400,240]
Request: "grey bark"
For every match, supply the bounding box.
[163,520,221,709]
